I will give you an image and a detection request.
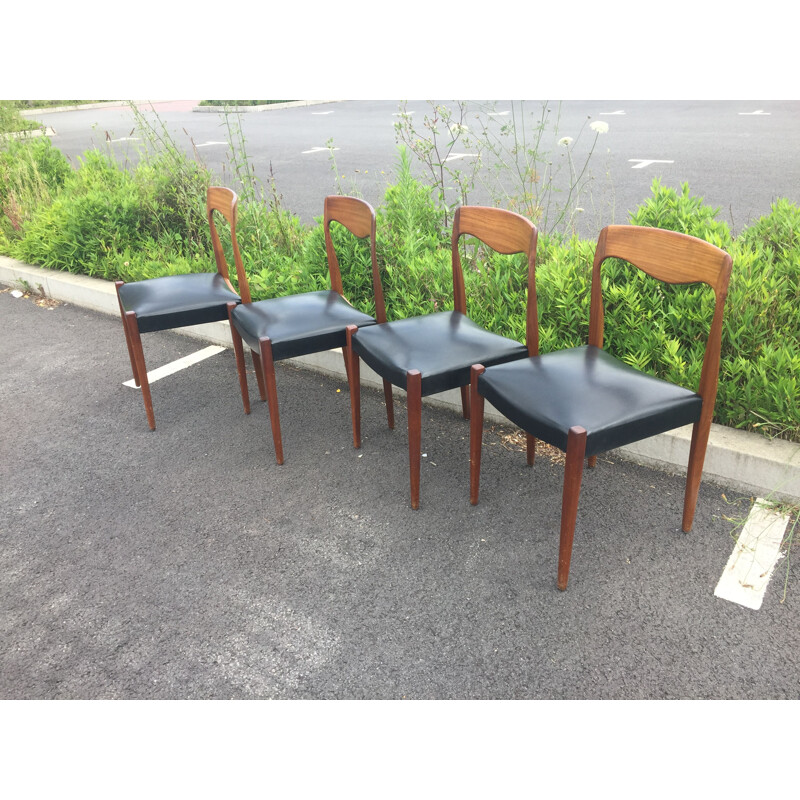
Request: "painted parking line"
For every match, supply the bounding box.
[714,498,789,610]
[123,345,226,388]
[629,159,675,169]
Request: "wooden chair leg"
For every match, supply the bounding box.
[407,370,422,510]
[258,337,284,465]
[251,350,267,402]
[115,281,139,387]
[682,414,712,532]
[345,326,362,449]
[341,346,351,385]
[588,455,598,468]
[124,310,155,431]
[526,434,536,466]
[383,379,395,430]
[227,304,250,415]
[557,426,587,591]
[460,385,470,420]
[469,365,486,505]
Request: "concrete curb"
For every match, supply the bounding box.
[3,256,799,504]
[17,101,338,117]
[18,102,127,116]
[2,127,57,139]
[192,100,339,113]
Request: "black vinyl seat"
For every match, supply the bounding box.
[346,206,539,510]
[118,272,239,334]
[231,289,376,361]
[115,187,245,430]
[228,196,391,465]
[469,225,733,591]
[477,344,703,457]
[354,310,527,396]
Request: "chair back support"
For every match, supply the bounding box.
[451,206,539,355]
[589,224,733,407]
[207,187,250,303]
[324,196,387,324]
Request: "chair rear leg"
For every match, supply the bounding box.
[407,370,423,510]
[115,282,139,387]
[469,365,486,505]
[383,380,395,430]
[345,326,362,449]
[227,304,250,415]
[682,415,711,532]
[557,426,588,591]
[341,346,351,384]
[460,385,470,420]
[251,350,267,402]
[526,434,536,466]
[258,337,284,465]
[124,311,155,431]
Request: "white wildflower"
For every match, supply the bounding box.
[590,120,609,134]
[558,136,573,147]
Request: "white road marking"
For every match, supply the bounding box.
[108,137,140,142]
[392,111,414,116]
[443,153,478,162]
[124,345,226,387]
[195,141,228,147]
[629,158,675,169]
[714,498,789,610]
[601,110,626,115]
[739,110,771,115]
[312,111,334,115]
[488,111,509,116]
[302,145,338,154]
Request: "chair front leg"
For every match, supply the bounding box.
[227,303,250,415]
[115,282,139,387]
[124,310,155,431]
[258,337,284,465]
[682,412,712,532]
[469,365,486,506]
[557,426,588,591]
[407,370,422,510]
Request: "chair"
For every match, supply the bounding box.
[469,225,733,590]
[229,195,392,464]
[115,186,245,430]
[346,205,538,509]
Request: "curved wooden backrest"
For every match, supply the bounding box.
[589,224,733,412]
[452,206,539,354]
[324,196,387,324]
[207,186,250,303]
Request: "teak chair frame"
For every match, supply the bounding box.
[228,195,392,464]
[115,186,245,430]
[470,224,733,590]
[346,205,538,509]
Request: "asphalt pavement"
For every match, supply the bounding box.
[1,288,798,700]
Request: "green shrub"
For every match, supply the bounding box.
[628,178,733,248]
[2,122,798,443]
[0,137,72,241]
